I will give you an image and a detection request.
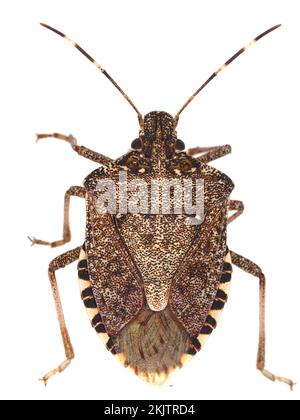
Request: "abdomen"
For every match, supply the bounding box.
[78,244,232,384]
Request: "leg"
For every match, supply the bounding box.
[29,186,85,248]
[42,246,81,384]
[230,250,295,389]
[36,133,113,167]
[187,144,231,164]
[227,200,244,224]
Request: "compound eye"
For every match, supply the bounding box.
[131,138,142,150]
[175,139,185,151]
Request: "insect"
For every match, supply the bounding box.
[30,23,294,389]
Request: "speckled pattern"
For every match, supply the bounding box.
[84,112,233,320]
[80,112,234,380]
[119,214,195,312]
[85,112,233,344]
[170,205,228,336]
[84,199,144,337]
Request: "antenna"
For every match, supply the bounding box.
[174,24,281,127]
[40,23,144,129]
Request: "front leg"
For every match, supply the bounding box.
[187,144,231,164]
[36,132,114,167]
[29,186,86,248]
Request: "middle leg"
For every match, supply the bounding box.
[227,200,244,224]
[29,186,86,248]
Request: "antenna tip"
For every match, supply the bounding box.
[269,24,282,32]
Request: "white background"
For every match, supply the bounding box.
[0,0,299,401]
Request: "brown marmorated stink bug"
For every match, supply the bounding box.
[30,23,294,388]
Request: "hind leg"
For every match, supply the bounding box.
[42,246,81,384]
[230,250,295,390]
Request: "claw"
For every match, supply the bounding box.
[39,377,48,387]
[261,369,296,391]
[35,133,77,146]
[27,236,51,247]
[35,133,44,142]
[39,359,72,386]
[28,236,36,246]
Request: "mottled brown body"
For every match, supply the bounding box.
[32,23,294,388]
[75,111,234,381]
